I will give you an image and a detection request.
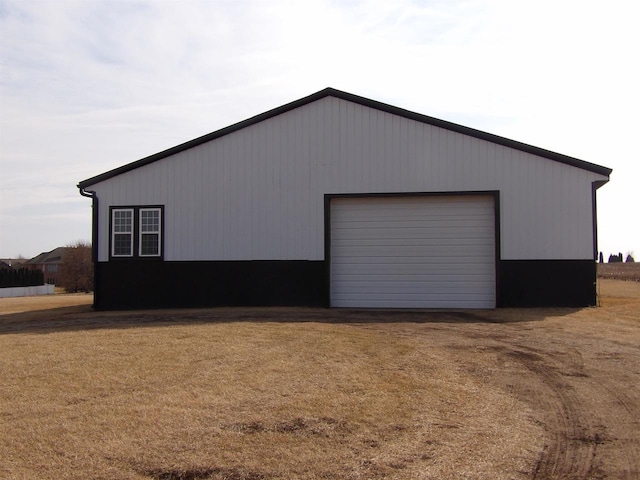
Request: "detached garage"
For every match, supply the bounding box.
[78,88,611,310]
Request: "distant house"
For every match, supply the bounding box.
[0,258,26,269]
[23,247,68,285]
[78,88,611,310]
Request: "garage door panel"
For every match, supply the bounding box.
[331,283,495,295]
[331,236,494,248]
[332,245,493,257]
[335,216,491,235]
[330,299,494,309]
[330,195,496,308]
[332,274,495,283]
[332,264,493,277]
[331,230,493,241]
[331,294,495,308]
[336,201,491,214]
[331,256,493,265]
[333,213,494,223]
[332,293,495,301]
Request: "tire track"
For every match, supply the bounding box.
[508,350,599,480]
[593,373,640,479]
[498,342,640,480]
[366,323,614,479]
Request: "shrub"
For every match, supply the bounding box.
[59,241,93,292]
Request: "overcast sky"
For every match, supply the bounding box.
[1,0,638,260]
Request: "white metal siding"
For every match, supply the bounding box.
[330,196,496,308]
[91,96,607,262]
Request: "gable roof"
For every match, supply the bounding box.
[24,247,68,265]
[78,87,612,190]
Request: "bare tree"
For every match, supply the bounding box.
[59,241,93,292]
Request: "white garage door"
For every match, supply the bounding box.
[330,195,496,308]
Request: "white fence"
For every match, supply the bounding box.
[0,284,55,298]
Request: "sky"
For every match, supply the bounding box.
[0,0,638,260]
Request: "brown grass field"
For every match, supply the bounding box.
[597,262,640,282]
[1,281,639,480]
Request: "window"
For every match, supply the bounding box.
[112,209,134,257]
[139,208,161,257]
[110,206,163,259]
[45,264,58,272]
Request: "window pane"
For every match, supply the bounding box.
[114,210,132,233]
[141,210,159,233]
[114,233,132,256]
[140,233,159,256]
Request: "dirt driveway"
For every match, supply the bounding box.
[1,281,639,479]
[361,290,640,479]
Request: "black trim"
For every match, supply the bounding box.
[493,193,502,307]
[497,260,596,307]
[324,191,501,308]
[592,183,598,261]
[323,195,332,307]
[80,188,99,308]
[108,205,164,261]
[591,180,608,261]
[95,260,327,310]
[590,180,608,303]
[78,87,612,189]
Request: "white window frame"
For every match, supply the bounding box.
[112,208,134,257]
[139,208,162,257]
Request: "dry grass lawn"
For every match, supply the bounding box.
[1,283,639,479]
[598,262,640,282]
